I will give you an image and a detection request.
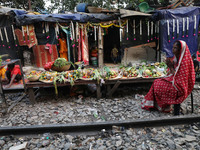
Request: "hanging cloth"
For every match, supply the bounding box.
[81,27,89,65]
[61,28,71,62]
[78,28,82,62]
[59,38,68,61]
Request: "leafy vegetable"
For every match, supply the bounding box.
[0,54,9,66]
[53,58,75,68]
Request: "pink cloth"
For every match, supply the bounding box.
[45,43,52,54]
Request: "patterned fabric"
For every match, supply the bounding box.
[78,27,89,65]
[78,28,82,62]
[33,45,58,68]
[0,67,6,79]
[142,40,195,112]
[82,27,89,65]
[14,25,38,48]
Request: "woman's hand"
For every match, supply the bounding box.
[4,84,11,89]
[166,58,175,75]
[166,58,173,68]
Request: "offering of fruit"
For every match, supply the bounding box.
[27,70,41,81]
[82,68,95,79]
[128,67,139,78]
[39,71,54,83]
[142,69,153,77]
[102,66,120,80]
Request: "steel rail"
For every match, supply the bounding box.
[0,115,199,135]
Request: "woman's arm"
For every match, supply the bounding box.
[5,74,16,88]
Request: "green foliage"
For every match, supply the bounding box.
[53,58,74,68]
[0,54,9,66]
[0,0,45,11]
[47,0,141,12]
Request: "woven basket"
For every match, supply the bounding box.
[27,75,40,82]
[51,64,71,72]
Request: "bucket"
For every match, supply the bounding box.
[139,2,154,13]
[76,3,88,12]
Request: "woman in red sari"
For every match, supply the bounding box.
[141,40,195,113]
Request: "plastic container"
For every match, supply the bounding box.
[76,3,88,12]
[139,2,154,13]
[91,57,97,61]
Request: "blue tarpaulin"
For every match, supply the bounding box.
[14,13,117,26]
[15,14,81,26]
[11,10,27,16]
[152,7,200,57]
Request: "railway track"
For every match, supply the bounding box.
[0,115,200,136]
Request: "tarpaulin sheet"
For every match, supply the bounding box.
[152,7,200,57]
[79,13,117,23]
[11,10,27,16]
[14,13,117,26]
[0,6,24,15]
[0,15,13,27]
[15,14,81,26]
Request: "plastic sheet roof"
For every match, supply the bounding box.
[14,12,118,26]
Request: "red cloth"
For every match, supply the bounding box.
[78,28,82,62]
[142,40,195,112]
[78,27,89,65]
[82,28,89,65]
[14,25,38,48]
[7,65,21,77]
[33,45,58,68]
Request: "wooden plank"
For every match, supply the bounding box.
[25,78,158,101]
[173,2,183,9]
[186,0,194,6]
[18,60,26,92]
[26,80,97,88]
[107,80,121,98]
[179,0,187,6]
[104,78,156,85]
[129,42,156,49]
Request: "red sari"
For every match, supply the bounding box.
[142,40,195,112]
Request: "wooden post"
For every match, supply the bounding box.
[27,88,36,104]
[98,27,104,68]
[107,81,121,98]
[96,84,101,99]
[28,0,32,11]
[73,47,76,64]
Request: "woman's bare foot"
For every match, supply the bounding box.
[163,105,173,113]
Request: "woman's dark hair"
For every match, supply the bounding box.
[8,63,15,69]
[174,40,181,51]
